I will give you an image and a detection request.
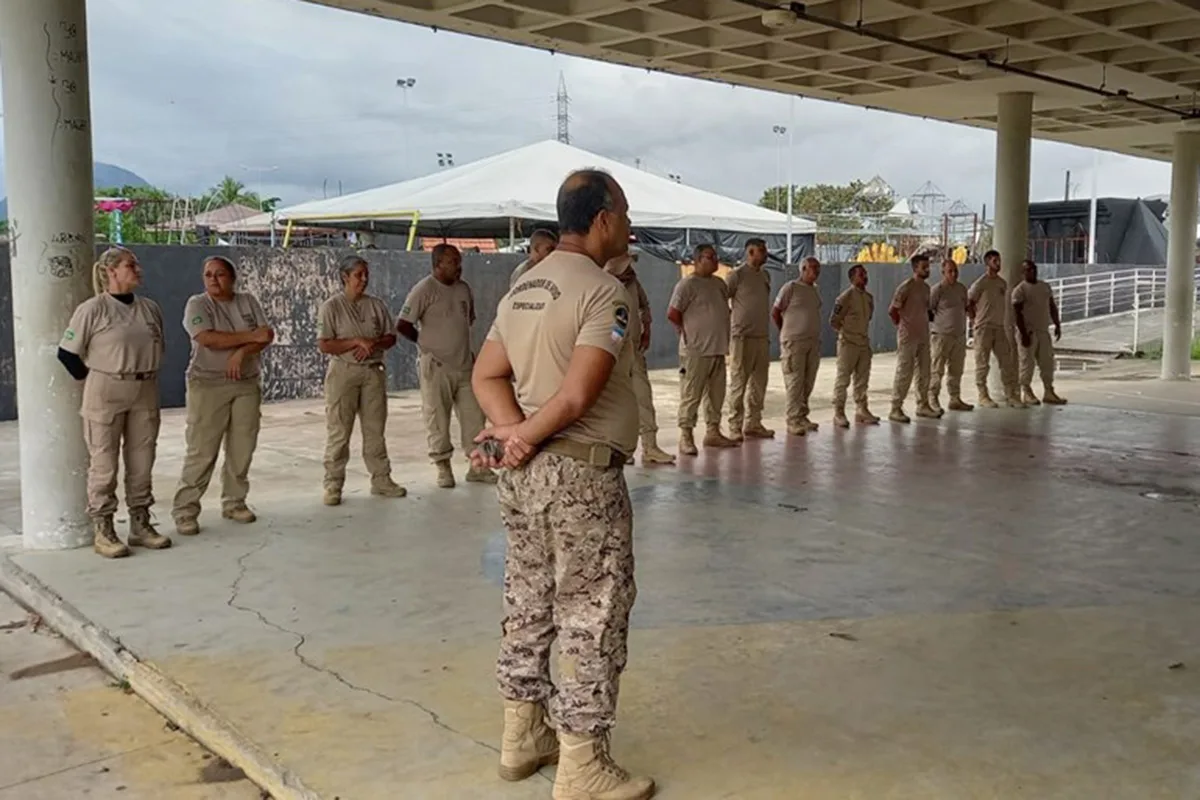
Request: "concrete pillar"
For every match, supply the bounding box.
[1161,127,1200,381]
[991,92,1033,394]
[0,0,96,549]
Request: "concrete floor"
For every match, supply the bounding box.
[2,355,1200,799]
[0,593,259,800]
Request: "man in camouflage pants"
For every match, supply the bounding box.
[471,169,654,800]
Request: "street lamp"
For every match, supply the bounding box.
[396,77,417,175]
[437,152,454,168]
[772,124,787,212]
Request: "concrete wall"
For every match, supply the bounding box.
[0,245,1158,421]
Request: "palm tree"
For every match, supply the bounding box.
[204,176,262,210]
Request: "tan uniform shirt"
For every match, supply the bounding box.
[61,294,164,422]
[830,287,874,347]
[183,292,269,382]
[726,264,771,338]
[488,250,637,454]
[509,259,533,289]
[612,270,649,351]
[774,280,822,342]
[929,281,968,337]
[669,274,730,358]
[968,274,1009,328]
[397,275,475,371]
[61,294,164,375]
[1012,280,1054,332]
[318,293,393,366]
[891,277,931,343]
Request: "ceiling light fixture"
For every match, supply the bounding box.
[955,56,989,78]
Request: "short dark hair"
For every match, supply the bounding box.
[911,253,929,268]
[745,238,767,251]
[529,228,558,246]
[1022,259,1038,269]
[431,242,459,266]
[203,255,236,278]
[848,264,866,279]
[694,243,717,260]
[557,169,615,235]
[984,249,1000,261]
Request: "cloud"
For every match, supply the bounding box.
[0,0,1174,211]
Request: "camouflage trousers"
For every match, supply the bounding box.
[496,451,636,735]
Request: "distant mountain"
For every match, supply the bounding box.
[0,162,150,219]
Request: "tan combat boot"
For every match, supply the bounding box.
[976,387,999,409]
[466,464,498,484]
[93,516,130,559]
[127,508,172,550]
[498,700,559,782]
[175,517,200,536]
[927,393,944,416]
[915,402,942,419]
[856,406,880,425]
[1005,388,1028,409]
[1021,386,1041,406]
[434,461,456,488]
[948,396,974,411]
[222,505,257,524]
[371,478,408,498]
[833,407,851,429]
[678,428,698,456]
[1043,389,1068,405]
[703,427,740,448]
[552,732,655,800]
[639,434,675,465]
[323,488,342,506]
[786,422,807,437]
[742,422,775,439]
[888,404,911,424]
[805,418,820,433]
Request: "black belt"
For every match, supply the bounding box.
[542,438,627,469]
[96,370,156,381]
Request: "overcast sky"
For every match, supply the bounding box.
[0,0,1175,212]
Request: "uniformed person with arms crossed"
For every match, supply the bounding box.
[471,169,654,800]
[172,256,275,536]
[1012,259,1067,406]
[967,250,1025,408]
[724,238,774,440]
[396,243,496,488]
[772,256,823,436]
[317,255,408,505]
[668,243,740,455]
[57,247,172,558]
[888,253,941,423]
[829,264,880,428]
[509,228,559,288]
[927,258,973,414]
[605,253,675,465]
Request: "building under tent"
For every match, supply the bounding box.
[271,139,816,266]
[1027,198,1168,265]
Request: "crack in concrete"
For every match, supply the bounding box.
[224,534,507,763]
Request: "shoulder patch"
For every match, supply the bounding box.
[191,314,204,325]
[611,302,630,342]
[63,329,75,341]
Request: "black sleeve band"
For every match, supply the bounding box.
[57,347,89,380]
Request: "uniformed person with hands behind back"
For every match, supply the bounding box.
[171,256,274,536]
[317,255,407,506]
[57,246,171,559]
[470,169,655,800]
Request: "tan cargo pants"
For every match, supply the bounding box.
[420,352,485,463]
[323,360,391,492]
[172,378,262,521]
[931,332,967,402]
[780,338,820,428]
[832,340,872,411]
[974,324,1018,396]
[81,374,160,518]
[726,335,769,432]
[632,350,659,436]
[678,354,726,430]
[1019,329,1056,392]
[892,337,931,407]
[496,451,635,735]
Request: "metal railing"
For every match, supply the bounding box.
[1044,266,1200,355]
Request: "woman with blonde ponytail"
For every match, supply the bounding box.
[57,246,171,558]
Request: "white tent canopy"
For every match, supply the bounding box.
[275,139,815,237]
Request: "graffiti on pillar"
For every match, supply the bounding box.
[7,220,19,259]
[46,255,76,279]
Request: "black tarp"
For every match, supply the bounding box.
[634,227,815,267]
[1028,198,1168,265]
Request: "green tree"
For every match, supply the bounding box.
[759,180,898,244]
[203,176,268,210]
